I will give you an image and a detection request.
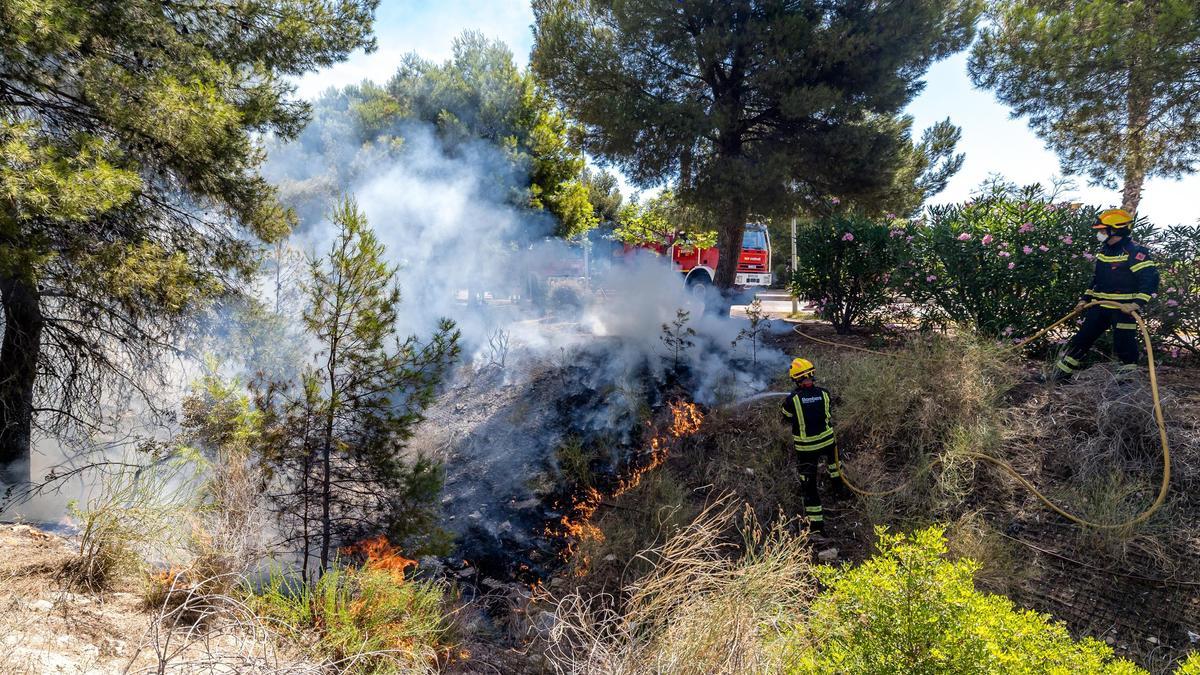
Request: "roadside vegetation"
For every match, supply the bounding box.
[3,1,1200,674]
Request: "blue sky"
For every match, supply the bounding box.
[296,1,1200,226]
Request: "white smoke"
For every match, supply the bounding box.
[268,120,785,398]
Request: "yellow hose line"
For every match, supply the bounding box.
[789,301,1171,529]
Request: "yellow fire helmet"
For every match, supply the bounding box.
[1093,208,1134,230]
[789,357,815,380]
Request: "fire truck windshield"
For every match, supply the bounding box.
[741,229,767,251]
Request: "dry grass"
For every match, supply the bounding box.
[1000,366,1200,567]
[544,499,813,675]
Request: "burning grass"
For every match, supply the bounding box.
[547,400,706,576]
[250,536,453,675]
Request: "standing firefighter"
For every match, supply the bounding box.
[781,357,850,534]
[1053,209,1160,381]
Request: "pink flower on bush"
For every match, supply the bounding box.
[1082,252,1095,261]
[1022,245,1033,254]
[1003,326,1014,336]
[1168,287,1177,293]
[890,229,904,238]
[1007,262,1015,269]
[1019,222,1033,233]
[830,197,841,205]
[1046,204,1058,212]
[1171,348,1181,359]
[998,251,1011,258]
[926,275,938,282]
[841,232,854,241]
[1039,245,1049,252]
[981,234,994,245]
[1061,235,1073,244]
[906,236,914,242]
[1071,254,1079,259]
[886,212,896,220]
[1167,299,1180,307]
[957,232,972,241]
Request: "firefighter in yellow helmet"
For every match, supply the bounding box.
[780,357,850,535]
[1053,209,1160,381]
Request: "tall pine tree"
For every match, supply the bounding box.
[0,1,378,485]
[971,0,1200,214]
[532,0,980,289]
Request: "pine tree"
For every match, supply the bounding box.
[0,1,379,485]
[296,197,458,573]
[970,0,1200,213]
[532,0,980,289]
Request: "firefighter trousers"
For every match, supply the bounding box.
[1057,306,1140,375]
[796,444,840,531]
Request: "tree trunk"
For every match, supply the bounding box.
[714,197,749,290]
[0,274,41,487]
[319,414,333,573]
[1121,62,1151,215]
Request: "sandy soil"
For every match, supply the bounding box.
[0,524,312,674]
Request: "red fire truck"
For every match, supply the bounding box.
[628,222,773,288]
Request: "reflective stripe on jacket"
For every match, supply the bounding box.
[1084,238,1160,307]
[780,385,835,451]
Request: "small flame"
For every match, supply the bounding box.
[340,535,417,582]
[549,401,706,567]
[668,401,704,437]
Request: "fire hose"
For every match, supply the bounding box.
[780,300,1171,530]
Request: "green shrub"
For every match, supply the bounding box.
[252,561,451,674]
[791,211,904,334]
[902,184,1096,339]
[62,449,201,592]
[785,527,1145,674]
[1146,224,1200,361]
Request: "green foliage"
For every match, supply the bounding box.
[532,0,980,286]
[278,31,595,237]
[733,298,772,364]
[1177,653,1200,675]
[901,183,1097,339]
[291,197,459,569]
[1146,225,1200,360]
[791,211,905,334]
[833,115,966,219]
[0,0,376,479]
[970,0,1200,211]
[615,190,717,251]
[252,563,450,674]
[787,527,1144,674]
[582,167,624,226]
[63,449,204,592]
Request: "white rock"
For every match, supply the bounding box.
[28,599,54,612]
[817,548,839,562]
[1146,636,1159,645]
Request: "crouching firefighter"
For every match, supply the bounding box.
[781,358,851,535]
[1053,208,1160,381]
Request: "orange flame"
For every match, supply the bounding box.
[550,401,706,567]
[668,401,704,437]
[340,535,417,583]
